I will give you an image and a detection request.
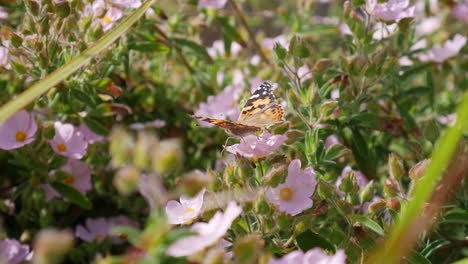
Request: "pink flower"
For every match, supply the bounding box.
[166,189,206,225]
[78,124,106,143]
[0,239,33,264]
[453,1,468,23]
[207,40,242,57]
[101,7,124,31]
[198,0,228,9]
[262,35,289,50]
[268,248,346,264]
[419,34,467,63]
[167,202,242,257]
[416,16,442,37]
[0,7,8,19]
[0,110,37,150]
[297,65,312,81]
[40,159,92,201]
[324,135,340,148]
[194,84,243,127]
[335,166,368,196]
[226,131,287,158]
[366,0,415,22]
[109,0,142,8]
[75,216,138,244]
[266,159,317,216]
[49,122,88,159]
[0,46,8,67]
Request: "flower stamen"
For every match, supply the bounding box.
[15,131,27,142]
[279,187,294,201]
[57,143,67,152]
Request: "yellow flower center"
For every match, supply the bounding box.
[63,175,75,185]
[279,187,294,201]
[183,207,195,214]
[57,143,67,152]
[15,131,27,142]
[118,233,128,239]
[95,234,104,240]
[103,16,112,23]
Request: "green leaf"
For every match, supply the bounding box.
[420,240,449,258]
[12,182,29,201]
[323,143,348,161]
[217,17,247,47]
[0,0,154,123]
[128,41,169,53]
[348,128,376,179]
[352,215,385,236]
[349,113,381,130]
[442,211,468,225]
[408,251,432,264]
[296,229,335,252]
[51,182,92,210]
[170,38,213,63]
[83,116,109,136]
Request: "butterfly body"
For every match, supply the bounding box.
[192,82,284,138]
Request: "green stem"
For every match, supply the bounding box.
[0,0,154,123]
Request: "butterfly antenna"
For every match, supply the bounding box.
[221,137,233,155]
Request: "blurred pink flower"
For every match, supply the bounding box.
[129,119,166,130]
[303,248,346,263]
[0,239,33,264]
[419,34,467,63]
[166,189,206,225]
[416,16,441,36]
[198,0,228,9]
[268,250,304,264]
[138,174,167,210]
[0,46,8,67]
[41,159,92,201]
[83,0,106,17]
[207,40,242,57]
[0,7,7,19]
[268,248,346,264]
[101,7,124,31]
[266,159,317,216]
[78,124,106,143]
[49,122,88,159]
[324,135,340,148]
[226,131,287,158]
[366,0,415,22]
[75,216,138,244]
[262,35,289,50]
[0,110,37,150]
[194,84,243,127]
[167,202,242,257]
[453,1,468,23]
[110,0,142,8]
[297,65,312,81]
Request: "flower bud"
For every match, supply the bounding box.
[409,159,430,180]
[383,178,400,197]
[278,213,293,230]
[388,153,405,179]
[233,235,264,264]
[90,23,104,41]
[33,229,74,264]
[151,138,184,174]
[12,61,27,74]
[359,181,375,203]
[110,127,134,167]
[203,248,225,264]
[263,164,286,187]
[367,199,386,214]
[255,199,271,216]
[10,33,23,48]
[55,2,71,18]
[343,1,351,18]
[339,170,359,193]
[346,192,360,206]
[114,166,140,196]
[25,0,40,16]
[134,131,158,169]
[386,197,400,211]
[180,170,211,197]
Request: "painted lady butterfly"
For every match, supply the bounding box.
[191,82,285,138]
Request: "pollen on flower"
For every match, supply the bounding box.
[63,176,75,185]
[95,234,104,240]
[279,187,294,201]
[183,207,195,213]
[103,17,112,23]
[118,233,128,239]
[57,143,67,152]
[15,131,27,142]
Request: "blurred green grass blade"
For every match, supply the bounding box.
[0,0,153,123]
[368,93,468,263]
[450,258,468,264]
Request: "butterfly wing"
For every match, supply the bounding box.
[237,82,284,127]
[191,116,261,137]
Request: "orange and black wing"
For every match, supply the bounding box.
[191,116,261,137]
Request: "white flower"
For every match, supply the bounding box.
[165,189,206,225]
[167,202,242,257]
